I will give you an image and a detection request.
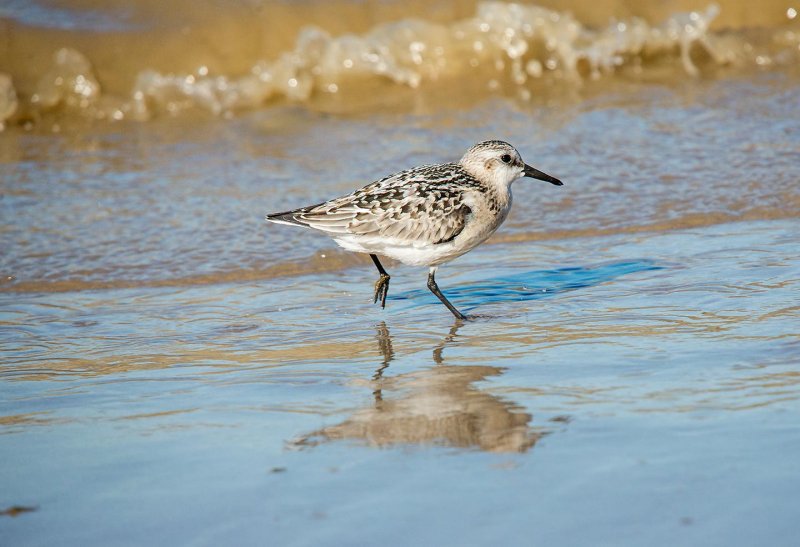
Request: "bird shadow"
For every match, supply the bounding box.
[391,259,663,312]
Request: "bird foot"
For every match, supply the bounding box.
[373,274,390,308]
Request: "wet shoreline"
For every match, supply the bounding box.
[3,208,796,294]
[2,2,799,544]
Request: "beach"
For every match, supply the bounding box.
[2,1,800,544]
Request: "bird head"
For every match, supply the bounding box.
[459,140,563,188]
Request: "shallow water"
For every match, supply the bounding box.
[2,218,799,544]
[2,1,800,545]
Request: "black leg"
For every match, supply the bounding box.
[427,268,467,321]
[370,254,390,309]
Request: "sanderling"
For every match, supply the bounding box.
[266,140,563,320]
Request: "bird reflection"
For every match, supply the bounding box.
[293,320,548,453]
[372,321,393,403]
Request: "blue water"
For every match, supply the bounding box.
[2,64,800,544]
[2,218,798,545]
[0,0,138,31]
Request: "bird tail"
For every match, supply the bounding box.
[265,210,307,227]
[266,201,358,235]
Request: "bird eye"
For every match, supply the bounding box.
[500,154,512,164]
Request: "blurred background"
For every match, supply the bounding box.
[2,0,799,123]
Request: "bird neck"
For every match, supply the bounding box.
[472,174,512,216]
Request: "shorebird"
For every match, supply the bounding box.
[266,140,563,320]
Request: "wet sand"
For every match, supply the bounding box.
[2,217,798,545]
[2,1,800,545]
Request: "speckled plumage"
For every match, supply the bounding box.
[267,140,563,319]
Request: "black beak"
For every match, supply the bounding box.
[524,164,563,186]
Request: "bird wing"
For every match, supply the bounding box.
[268,166,475,246]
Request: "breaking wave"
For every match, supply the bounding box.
[1,1,799,126]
